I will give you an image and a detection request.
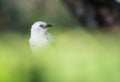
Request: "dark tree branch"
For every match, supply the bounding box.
[63,0,120,30]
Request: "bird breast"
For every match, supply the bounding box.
[30,35,49,46]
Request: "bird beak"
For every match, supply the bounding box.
[46,24,53,28]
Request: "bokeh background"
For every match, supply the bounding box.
[0,0,120,82]
[0,0,78,32]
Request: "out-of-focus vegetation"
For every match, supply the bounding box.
[0,0,78,32]
[0,29,120,82]
[0,0,120,82]
[63,0,120,28]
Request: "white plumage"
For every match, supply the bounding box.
[29,21,54,53]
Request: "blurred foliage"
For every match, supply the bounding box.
[0,0,22,31]
[0,0,78,32]
[0,0,120,82]
[0,28,120,82]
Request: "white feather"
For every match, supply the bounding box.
[29,21,54,53]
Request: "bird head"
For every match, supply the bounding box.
[31,21,53,32]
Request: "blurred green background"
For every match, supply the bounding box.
[0,0,78,32]
[0,0,120,82]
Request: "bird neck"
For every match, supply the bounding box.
[31,29,47,37]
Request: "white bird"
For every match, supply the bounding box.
[29,21,54,53]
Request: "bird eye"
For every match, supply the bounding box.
[40,24,44,27]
